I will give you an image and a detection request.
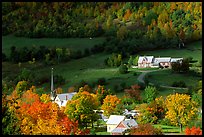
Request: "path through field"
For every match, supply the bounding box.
[137,69,188,90]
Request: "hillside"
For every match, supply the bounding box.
[2,2,202,49]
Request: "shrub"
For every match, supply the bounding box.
[129,123,163,135]
[97,78,106,85]
[172,81,186,88]
[119,64,128,74]
[54,75,66,86]
[185,126,202,135]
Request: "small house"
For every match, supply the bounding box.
[111,119,138,135]
[138,56,154,68]
[54,92,77,107]
[106,115,125,132]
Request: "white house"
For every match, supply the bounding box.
[138,56,183,68]
[106,115,125,132]
[53,92,77,107]
[138,56,154,68]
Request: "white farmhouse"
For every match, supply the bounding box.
[106,115,125,132]
[138,56,154,68]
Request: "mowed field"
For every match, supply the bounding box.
[2,35,106,56]
[2,35,202,97]
[139,41,202,61]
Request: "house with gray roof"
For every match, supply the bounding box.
[53,92,77,107]
[111,119,138,135]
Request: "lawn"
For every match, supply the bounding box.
[147,69,201,88]
[139,41,202,61]
[2,35,202,98]
[2,35,106,56]
[153,124,185,134]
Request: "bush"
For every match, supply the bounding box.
[54,75,66,86]
[119,64,128,74]
[97,78,106,85]
[185,126,202,135]
[129,123,163,135]
[133,72,138,76]
[172,81,186,88]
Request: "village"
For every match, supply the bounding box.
[49,55,184,135]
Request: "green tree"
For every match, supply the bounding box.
[56,48,63,64]
[64,91,99,128]
[119,64,128,74]
[133,56,139,66]
[15,81,29,97]
[128,56,133,68]
[143,86,158,104]
[117,26,128,40]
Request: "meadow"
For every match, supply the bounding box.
[2,35,202,98]
[2,35,106,56]
[139,41,202,61]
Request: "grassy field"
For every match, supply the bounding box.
[2,35,202,98]
[147,69,201,87]
[2,35,106,56]
[153,124,185,134]
[139,41,202,61]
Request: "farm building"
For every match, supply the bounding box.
[138,56,154,68]
[111,119,138,135]
[138,56,183,68]
[106,115,125,132]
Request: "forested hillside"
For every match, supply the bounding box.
[2,2,202,49]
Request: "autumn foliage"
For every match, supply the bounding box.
[101,95,121,117]
[129,123,163,135]
[185,126,202,135]
[124,84,141,103]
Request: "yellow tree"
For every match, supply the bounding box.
[40,94,51,103]
[101,95,121,117]
[64,91,99,128]
[165,93,198,132]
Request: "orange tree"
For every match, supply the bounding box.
[13,85,89,135]
[165,93,198,132]
[101,95,121,117]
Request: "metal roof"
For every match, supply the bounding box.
[111,128,127,133]
[170,58,183,62]
[122,119,138,128]
[138,56,154,63]
[154,57,171,63]
[106,115,125,125]
[56,92,77,101]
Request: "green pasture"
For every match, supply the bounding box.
[2,35,106,56]
[2,35,202,98]
[139,41,202,61]
[153,124,184,134]
[147,69,201,87]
